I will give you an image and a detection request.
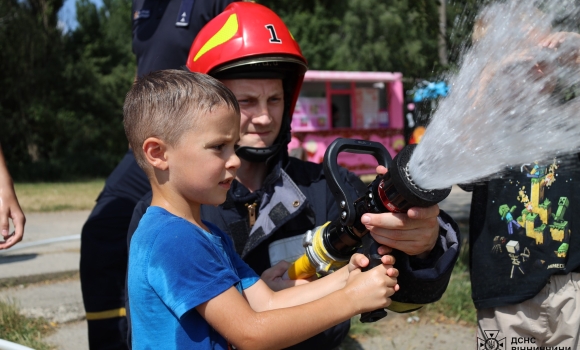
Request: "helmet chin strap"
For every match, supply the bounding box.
[235,143,283,163]
[235,123,291,163]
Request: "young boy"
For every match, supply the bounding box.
[124,69,399,350]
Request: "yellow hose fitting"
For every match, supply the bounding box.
[286,222,349,280]
[286,254,317,280]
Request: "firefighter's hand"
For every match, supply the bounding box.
[360,166,440,259]
[261,261,315,291]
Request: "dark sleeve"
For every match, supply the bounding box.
[458,180,489,192]
[457,183,475,192]
[388,209,461,311]
[127,190,153,248]
[126,190,153,349]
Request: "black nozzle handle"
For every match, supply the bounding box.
[323,138,393,227]
[359,234,388,323]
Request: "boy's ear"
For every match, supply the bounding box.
[143,137,169,171]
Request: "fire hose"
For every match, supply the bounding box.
[284,138,452,322]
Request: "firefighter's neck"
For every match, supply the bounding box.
[236,160,268,193]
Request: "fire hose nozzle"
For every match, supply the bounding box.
[284,139,452,323]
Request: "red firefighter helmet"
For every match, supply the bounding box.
[187,2,308,162]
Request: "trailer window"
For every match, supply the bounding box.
[331,94,351,128]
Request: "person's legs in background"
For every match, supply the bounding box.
[477,273,580,348]
[80,151,150,350]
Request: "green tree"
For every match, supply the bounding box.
[0,0,134,180]
[56,0,135,179]
[331,0,441,77]
[0,0,495,180]
[260,1,348,71]
[262,0,441,79]
[0,0,66,178]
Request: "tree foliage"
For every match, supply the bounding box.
[57,0,135,179]
[1,0,134,180]
[262,0,443,78]
[1,0,485,181]
[1,0,66,178]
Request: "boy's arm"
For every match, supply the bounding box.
[260,260,313,291]
[197,256,397,350]
[247,253,396,312]
[200,287,352,350]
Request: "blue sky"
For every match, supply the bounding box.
[57,0,103,32]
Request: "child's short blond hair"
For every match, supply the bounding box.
[123,69,240,173]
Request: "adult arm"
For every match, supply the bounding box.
[360,165,461,310]
[360,165,446,257]
[0,144,25,249]
[365,208,460,310]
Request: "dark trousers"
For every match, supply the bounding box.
[80,151,150,350]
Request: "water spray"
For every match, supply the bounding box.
[408,0,580,190]
[284,138,451,322]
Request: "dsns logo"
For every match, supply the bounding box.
[478,330,506,350]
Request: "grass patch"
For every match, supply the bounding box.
[419,264,476,325]
[348,316,381,338]
[14,180,105,212]
[0,299,56,350]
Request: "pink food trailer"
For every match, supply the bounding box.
[289,70,405,174]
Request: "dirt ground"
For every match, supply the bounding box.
[340,311,477,350]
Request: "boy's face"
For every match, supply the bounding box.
[221,79,284,150]
[166,105,241,206]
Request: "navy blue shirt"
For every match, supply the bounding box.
[132,0,235,77]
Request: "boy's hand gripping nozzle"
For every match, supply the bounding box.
[284,138,452,322]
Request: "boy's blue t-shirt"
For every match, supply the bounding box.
[128,206,259,350]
